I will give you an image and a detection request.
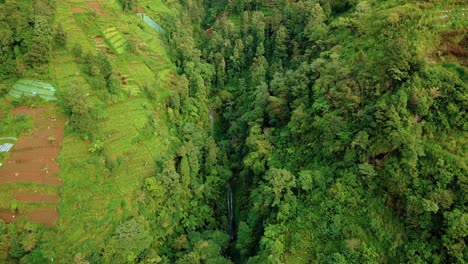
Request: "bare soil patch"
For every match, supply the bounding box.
[72,7,86,14]
[0,207,58,227]
[93,35,104,41]
[26,207,58,226]
[93,35,112,54]
[0,209,16,223]
[0,107,64,185]
[87,1,105,17]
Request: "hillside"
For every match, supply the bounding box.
[0,0,466,263]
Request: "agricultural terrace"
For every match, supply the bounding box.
[102,27,128,55]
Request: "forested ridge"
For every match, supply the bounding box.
[168,0,467,262]
[0,0,466,263]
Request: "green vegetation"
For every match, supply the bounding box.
[102,27,128,55]
[0,0,466,263]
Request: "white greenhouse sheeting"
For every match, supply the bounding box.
[137,13,166,34]
[0,143,14,152]
[0,137,18,141]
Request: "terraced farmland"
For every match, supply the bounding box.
[9,80,56,101]
[2,0,183,261]
[102,27,128,55]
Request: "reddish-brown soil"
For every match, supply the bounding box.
[71,7,86,13]
[0,106,63,226]
[26,207,58,227]
[0,208,58,227]
[439,28,468,66]
[87,1,105,17]
[93,35,114,54]
[0,107,64,185]
[0,209,16,223]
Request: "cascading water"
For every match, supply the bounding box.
[227,183,234,240]
[209,109,235,240]
[209,109,214,137]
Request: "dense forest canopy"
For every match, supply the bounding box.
[0,0,466,263]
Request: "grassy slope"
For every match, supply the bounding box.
[36,0,179,260]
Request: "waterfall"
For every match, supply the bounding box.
[209,109,214,137]
[209,109,234,240]
[227,183,234,240]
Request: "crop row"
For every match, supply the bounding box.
[9,80,56,101]
[102,27,127,54]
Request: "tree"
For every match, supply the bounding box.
[250,44,268,86]
[262,168,296,207]
[244,124,272,176]
[0,22,15,78]
[230,39,245,75]
[96,52,112,81]
[54,23,67,47]
[62,85,96,134]
[443,209,468,261]
[303,3,328,55]
[273,26,289,64]
[175,231,232,264]
[118,0,135,12]
[102,218,153,263]
[24,15,53,67]
[236,222,255,259]
[71,43,82,61]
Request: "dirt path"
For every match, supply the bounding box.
[0,106,64,226]
[71,7,86,13]
[87,1,105,17]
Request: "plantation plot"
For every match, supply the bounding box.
[0,107,64,185]
[9,80,57,101]
[102,27,128,55]
[0,107,63,226]
[137,13,166,34]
